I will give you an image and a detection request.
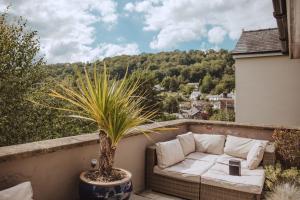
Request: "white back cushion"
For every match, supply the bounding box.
[224,135,268,159]
[246,141,267,169]
[156,139,185,168]
[176,132,195,155]
[194,134,226,155]
[0,182,33,200]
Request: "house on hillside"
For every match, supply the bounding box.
[189,91,201,101]
[232,0,300,127]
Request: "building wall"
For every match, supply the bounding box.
[235,55,300,127]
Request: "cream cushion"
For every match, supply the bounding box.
[216,154,247,168]
[224,135,268,159]
[201,163,265,194]
[194,134,226,155]
[176,132,195,155]
[156,139,185,169]
[0,182,33,200]
[246,141,267,169]
[186,152,220,163]
[154,159,214,183]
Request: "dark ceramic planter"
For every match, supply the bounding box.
[79,168,133,200]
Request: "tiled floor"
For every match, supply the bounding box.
[131,190,184,200]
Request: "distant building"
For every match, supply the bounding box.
[154,84,165,91]
[189,91,201,101]
[179,101,191,110]
[181,107,201,119]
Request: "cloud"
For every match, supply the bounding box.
[208,27,227,45]
[125,0,276,50]
[0,0,119,63]
[97,43,140,59]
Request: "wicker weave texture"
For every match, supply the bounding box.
[200,184,259,200]
[151,175,200,200]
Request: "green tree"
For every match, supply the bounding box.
[210,110,235,122]
[128,70,161,113]
[200,74,214,93]
[162,96,179,113]
[0,11,93,146]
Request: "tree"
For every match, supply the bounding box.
[0,10,93,146]
[210,110,235,122]
[48,65,155,178]
[128,70,161,113]
[181,67,191,81]
[169,76,180,92]
[162,95,179,113]
[0,11,45,145]
[200,74,214,94]
[179,84,194,96]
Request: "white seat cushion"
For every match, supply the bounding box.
[154,159,214,183]
[216,154,247,168]
[246,141,267,169]
[186,152,220,163]
[0,182,33,200]
[224,135,268,159]
[156,139,185,169]
[201,163,265,194]
[177,132,196,156]
[194,134,226,155]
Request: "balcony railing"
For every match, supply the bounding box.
[0,119,298,200]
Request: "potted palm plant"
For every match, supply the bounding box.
[48,66,156,200]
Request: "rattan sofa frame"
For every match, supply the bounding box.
[146,142,275,200]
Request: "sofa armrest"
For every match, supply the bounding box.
[262,142,276,166]
[145,145,157,189]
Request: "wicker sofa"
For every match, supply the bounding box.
[145,133,275,200]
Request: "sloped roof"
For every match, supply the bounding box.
[232,28,282,55]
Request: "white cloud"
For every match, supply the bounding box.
[125,0,276,50]
[0,0,119,63]
[97,43,140,59]
[208,26,226,45]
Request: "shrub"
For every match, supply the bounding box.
[266,183,300,200]
[265,163,300,191]
[273,129,300,167]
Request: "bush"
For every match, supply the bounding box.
[265,163,300,191]
[266,183,300,200]
[209,109,235,122]
[273,129,300,167]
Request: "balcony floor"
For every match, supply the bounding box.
[132,190,183,200]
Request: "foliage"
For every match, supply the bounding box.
[179,84,195,96]
[210,109,235,122]
[128,70,161,114]
[49,49,235,95]
[266,183,300,200]
[47,65,156,176]
[156,113,177,122]
[161,76,180,92]
[200,74,214,93]
[0,10,94,147]
[264,163,300,192]
[161,95,179,113]
[273,129,300,167]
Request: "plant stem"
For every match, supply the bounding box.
[98,131,116,177]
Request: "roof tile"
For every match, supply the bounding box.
[232,28,282,55]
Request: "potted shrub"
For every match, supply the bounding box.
[48,66,156,200]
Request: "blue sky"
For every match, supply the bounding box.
[1,0,277,64]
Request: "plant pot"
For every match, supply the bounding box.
[79,168,133,200]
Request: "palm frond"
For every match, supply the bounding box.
[49,64,157,146]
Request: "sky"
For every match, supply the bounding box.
[0,0,277,64]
